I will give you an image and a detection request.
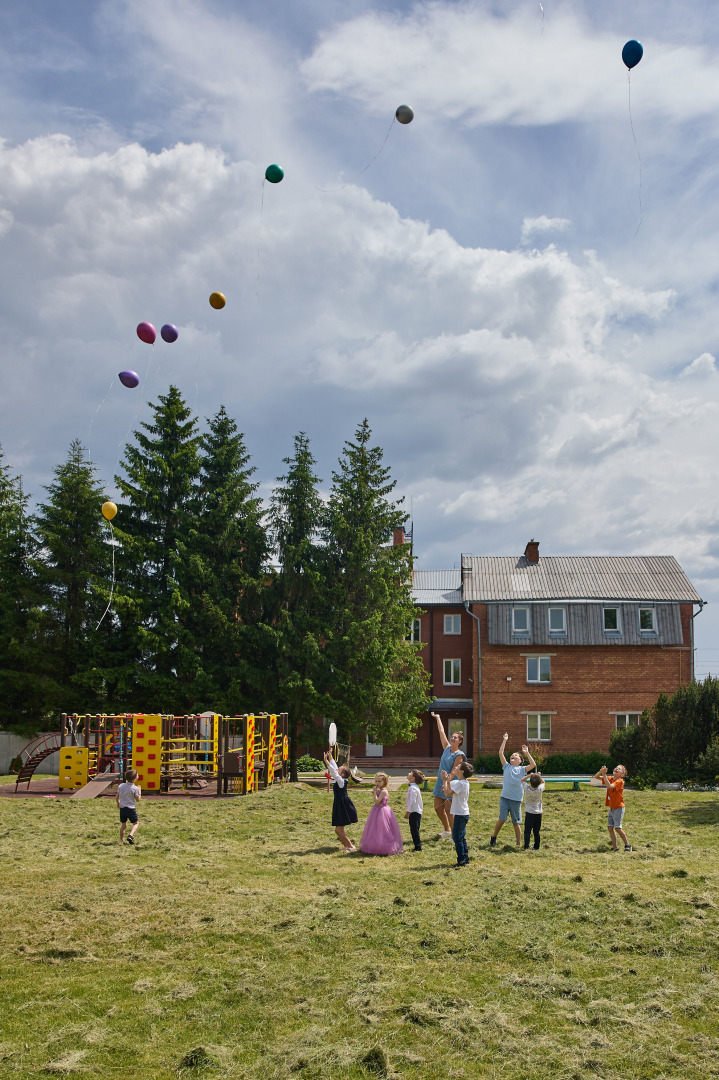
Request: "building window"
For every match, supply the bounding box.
[639,608,656,633]
[444,614,461,635]
[406,618,421,643]
[548,607,566,634]
[443,658,461,685]
[603,607,621,633]
[512,607,530,634]
[526,656,551,683]
[615,713,641,729]
[526,713,552,741]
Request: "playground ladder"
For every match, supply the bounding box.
[13,733,62,790]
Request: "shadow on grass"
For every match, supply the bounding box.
[668,801,719,827]
[289,845,341,856]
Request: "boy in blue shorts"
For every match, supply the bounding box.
[489,734,536,847]
[116,768,141,845]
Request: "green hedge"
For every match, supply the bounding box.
[473,751,614,775]
[296,754,324,772]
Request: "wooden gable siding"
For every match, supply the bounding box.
[487,601,683,646]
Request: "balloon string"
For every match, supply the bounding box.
[628,71,643,238]
[95,520,116,631]
[88,375,116,445]
[539,2,544,34]
[257,179,265,296]
[317,116,397,193]
[120,347,154,454]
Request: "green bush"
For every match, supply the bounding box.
[694,734,719,782]
[632,763,688,789]
[608,720,652,775]
[296,754,324,772]
[473,754,503,774]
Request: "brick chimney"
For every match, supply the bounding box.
[524,539,539,564]
[393,526,406,547]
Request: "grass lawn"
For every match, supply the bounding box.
[0,780,718,1080]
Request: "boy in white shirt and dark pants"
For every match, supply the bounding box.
[405,769,425,850]
[441,759,474,867]
[116,768,142,845]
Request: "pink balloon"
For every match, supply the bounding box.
[136,322,156,345]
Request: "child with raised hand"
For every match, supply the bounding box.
[522,772,545,850]
[324,750,358,852]
[360,772,403,855]
[117,768,141,845]
[595,764,632,851]
[489,734,536,847]
[441,758,474,867]
[405,769,424,851]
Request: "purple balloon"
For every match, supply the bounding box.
[136,321,156,345]
[119,370,140,388]
[161,323,179,343]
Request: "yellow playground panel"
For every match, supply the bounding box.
[58,746,89,790]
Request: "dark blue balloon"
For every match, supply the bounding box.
[622,40,643,70]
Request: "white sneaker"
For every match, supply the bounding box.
[441,830,453,840]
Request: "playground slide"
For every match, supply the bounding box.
[69,775,119,800]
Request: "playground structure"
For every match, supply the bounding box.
[13,712,289,796]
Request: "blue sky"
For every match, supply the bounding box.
[3,0,719,675]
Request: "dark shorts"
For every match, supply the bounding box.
[119,807,138,824]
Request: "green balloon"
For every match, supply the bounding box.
[265,164,284,184]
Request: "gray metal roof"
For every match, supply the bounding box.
[412,569,462,606]
[460,555,702,603]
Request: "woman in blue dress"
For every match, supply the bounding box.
[431,711,466,840]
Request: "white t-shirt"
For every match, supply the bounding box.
[406,783,423,814]
[449,778,470,817]
[523,780,545,814]
[117,782,141,808]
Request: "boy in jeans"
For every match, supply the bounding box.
[441,759,474,867]
[595,764,632,851]
[489,734,536,847]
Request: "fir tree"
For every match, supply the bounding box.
[182,406,273,712]
[268,432,327,780]
[322,419,430,745]
[34,440,111,715]
[108,386,201,712]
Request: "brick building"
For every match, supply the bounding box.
[351,540,703,768]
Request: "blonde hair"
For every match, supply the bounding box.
[374,772,389,790]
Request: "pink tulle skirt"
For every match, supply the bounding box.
[360,797,403,855]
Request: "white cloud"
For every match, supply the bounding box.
[680,352,716,378]
[521,216,571,244]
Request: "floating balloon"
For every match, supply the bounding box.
[395,104,414,125]
[161,323,179,343]
[265,164,284,184]
[622,40,643,70]
[136,321,156,345]
[118,370,140,388]
[101,501,117,521]
[209,292,226,310]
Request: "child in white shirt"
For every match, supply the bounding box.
[404,769,424,850]
[116,768,141,845]
[523,772,545,850]
[441,759,474,867]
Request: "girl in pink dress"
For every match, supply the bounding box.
[360,773,403,855]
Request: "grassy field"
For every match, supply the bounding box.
[0,778,718,1080]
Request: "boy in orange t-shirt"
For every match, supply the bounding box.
[595,765,632,852]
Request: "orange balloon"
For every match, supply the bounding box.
[101,501,117,521]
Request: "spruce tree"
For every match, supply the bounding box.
[0,448,47,733]
[268,432,327,780]
[183,406,273,712]
[108,386,201,712]
[322,419,430,745]
[34,440,112,715]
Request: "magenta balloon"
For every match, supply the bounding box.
[160,323,179,343]
[136,321,156,345]
[119,370,140,388]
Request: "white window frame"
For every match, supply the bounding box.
[512,606,530,634]
[639,607,656,634]
[548,607,566,634]
[443,658,461,685]
[603,606,622,634]
[407,618,421,643]
[444,614,461,635]
[614,713,641,730]
[526,656,551,683]
[526,713,552,741]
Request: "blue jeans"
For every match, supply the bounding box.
[452,815,469,864]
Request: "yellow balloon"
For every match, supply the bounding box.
[101,501,117,521]
[209,291,226,310]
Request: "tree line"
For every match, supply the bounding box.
[0,386,430,777]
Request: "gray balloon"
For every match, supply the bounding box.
[395,104,414,125]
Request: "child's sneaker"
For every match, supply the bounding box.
[127,835,135,845]
[489,836,497,847]
[624,844,632,852]
[441,830,452,840]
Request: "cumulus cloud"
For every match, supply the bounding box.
[521,216,571,244]
[680,352,716,378]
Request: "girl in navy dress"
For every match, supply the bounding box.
[324,750,358,851]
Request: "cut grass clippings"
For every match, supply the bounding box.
[0,780,717,1079]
